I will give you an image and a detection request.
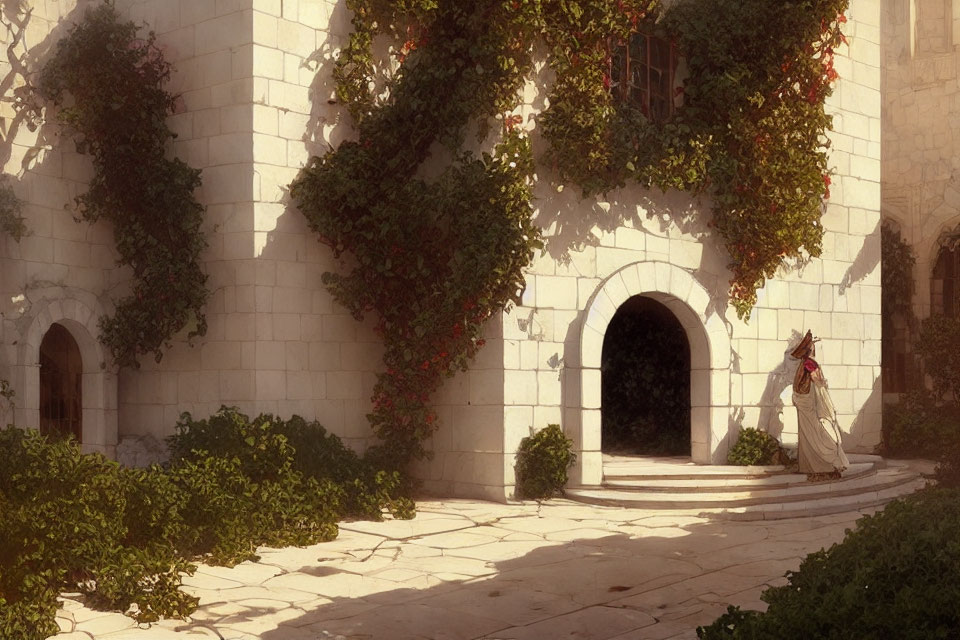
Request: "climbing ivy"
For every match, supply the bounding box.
[540,0,848,317]
[291,1,543,463]
[36,4,208,367]
[293,0,848,462]
[0,176,27,242]
[880,221,915,321]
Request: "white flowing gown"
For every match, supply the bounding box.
[793,378,850,474]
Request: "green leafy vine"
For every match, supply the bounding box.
[291,1,543,463]
[35,4,208,367]
[540,0,849,317]
[0,176,28,242]
[880,221,915,321]
[293,0,848,463]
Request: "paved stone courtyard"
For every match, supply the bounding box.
[53,498,878,640]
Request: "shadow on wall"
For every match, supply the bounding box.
[839,216,880,294]
[0,2,112,346]
[837,216,882,451]
[755,329,804,442]
[302,0,368,159]
[155,513,832,639]
[753,328,882,453]
[847,374,881,453]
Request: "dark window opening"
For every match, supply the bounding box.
[882,313,911,393]
[609,32,676,122]
[40,323,82,442]
[932,243,960,318]
[601,296,690,455]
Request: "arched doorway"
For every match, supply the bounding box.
[573,261,733,487]
[39,323,83,442]
[601,295,691,455]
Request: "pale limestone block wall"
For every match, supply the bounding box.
[497,0,883,495]
[0,0,119,454]
[0,0,883,501]
[108,0,270,441]
[882,0,960,323]
[109,0,385,454]
[235,0,387,453]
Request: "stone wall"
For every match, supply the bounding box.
[0,1,884,501]
[482,0,883,496]
[882,0,960,322]
[112,0,386,453]
[0,0,119,452]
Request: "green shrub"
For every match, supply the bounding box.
[917,314,960,406]
[167,407,414,521]
[697,487,960,639]
[727,428,780,466]
[936,435,960,488]
[882,390,960,459]
[514,424,576,500]
[0,428,195,638]
[0,407,415,636]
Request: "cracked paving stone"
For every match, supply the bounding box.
[53,498,894,639]
[303,602,506,640]
[479,604,658,639]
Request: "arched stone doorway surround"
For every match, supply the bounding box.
[571,261,731,487]
[16,294,117,456]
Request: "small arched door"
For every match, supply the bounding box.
[39,323,83,442]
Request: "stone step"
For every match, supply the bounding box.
[706,477,931,521]
[565,467,922,510]
[603,462,878,492]
[601,453,885,482]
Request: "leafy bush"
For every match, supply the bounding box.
[167,408,415,520]
[936,436,960,488]
[697,487,960,639]
[727,427,781,466]
[917,314,960,406]
[0,427,195,638]
[514,424,576,500]
[882,390,960,459]
[0,408,415,638]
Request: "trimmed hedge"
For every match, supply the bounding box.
[0,407,414,639]
[697,487,960,639]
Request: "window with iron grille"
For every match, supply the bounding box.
[609,32,676,122]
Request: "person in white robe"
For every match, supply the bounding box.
[790,330,850,481]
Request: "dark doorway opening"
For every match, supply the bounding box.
[601,295,690,455]
[39,323,83,442]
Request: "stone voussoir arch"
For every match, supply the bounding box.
[16,291,118,456]
[572,260,732,487]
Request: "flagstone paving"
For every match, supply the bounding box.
[54,499,881,640]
